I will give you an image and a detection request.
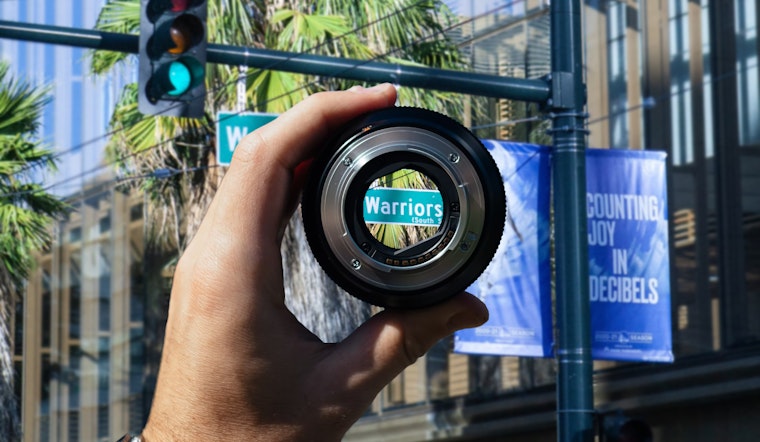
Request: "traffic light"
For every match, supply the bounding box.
[600,410,653,442]
[139,0,207,118]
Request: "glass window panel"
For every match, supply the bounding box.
[741,154,760,341]
[129,328,144,393]
[98,337,110,438]
[735,0,760,145]
[69,226,82,243]
[670,0,694,165]
[71,80,83,152]
[69,345,81,408]
[702,0,715,159]
[68,411,79,441]
[99,275,111,332]
[608,1,629,148]
[70,252,82,339]
[99,245,111,332]
[99,213,111,234]
[41,354,52,442]
[130,259,144,323]
[41,269,52,348]
[670,169,716,356]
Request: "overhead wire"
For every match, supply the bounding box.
[4,0,440,194]
[16,0,436,172]
[13,0,750,200]
[3,0,527,201]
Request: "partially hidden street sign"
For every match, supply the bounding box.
[216,111,278,165]
[363,187,443,226]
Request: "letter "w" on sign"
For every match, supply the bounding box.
[226,126,249,153]
[216,112,279,165]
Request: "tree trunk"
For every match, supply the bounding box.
[281,212,371,343]
[0,284,21,441]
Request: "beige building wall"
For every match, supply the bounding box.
[21,187,145,442]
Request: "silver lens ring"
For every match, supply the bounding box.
[302,107,505,308]
[319,126,482,289]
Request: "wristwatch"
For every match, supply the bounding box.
[119,433,143,442]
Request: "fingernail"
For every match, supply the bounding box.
[351,83,390,94]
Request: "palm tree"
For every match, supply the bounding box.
[0,61,67,441]
[91,0,471,340]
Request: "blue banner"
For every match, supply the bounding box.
[587,149,673,362]
[454,140,554,357]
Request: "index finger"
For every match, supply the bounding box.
[240,84,398,171]
[202,84,397,250]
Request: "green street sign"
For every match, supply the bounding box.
[216,112,278,165]
[364,187,443,226]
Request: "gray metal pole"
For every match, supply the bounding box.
[549,0,594,441]
[0,20,549,103]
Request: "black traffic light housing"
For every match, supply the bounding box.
[598,410,653,442]
[139,0,207,118]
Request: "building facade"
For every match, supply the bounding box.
[346,1,760,440]
[17,185,149,441]
[0,0,134,195]
[2,2,139,440]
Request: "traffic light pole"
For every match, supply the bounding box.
[0,20,549,103]
[0,4,593,439]
[549,1,594,441]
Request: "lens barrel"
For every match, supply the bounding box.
[302,107,505,308]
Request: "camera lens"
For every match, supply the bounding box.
[302,107,505,308]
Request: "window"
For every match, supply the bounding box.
[735,0,760,146]
[670,0,694,165]
[41,269,52,348]
[98,337,110,438]
[69,253,82,339]
[607,0,629,148]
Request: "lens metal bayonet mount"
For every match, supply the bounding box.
[302,107,505,308]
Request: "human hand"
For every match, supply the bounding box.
[140,84,489,441]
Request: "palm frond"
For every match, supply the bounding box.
[0,63,51,136]
[87,0,471,253]
[90,0,140,75]
[0,61,65,291]
[248,69,306,113]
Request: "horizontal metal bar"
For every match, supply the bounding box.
[0,19,139,52]
[209,44,550,102]
[0,20,550,102]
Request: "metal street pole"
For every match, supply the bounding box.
[0,20,549,103]
[548,0,594,441]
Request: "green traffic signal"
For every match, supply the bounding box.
[167,61,191,96]
[147,56,203,103]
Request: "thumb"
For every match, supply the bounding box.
[330,293,488,401]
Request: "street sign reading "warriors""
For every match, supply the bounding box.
[216,112,278,165]
[364,187,443,226]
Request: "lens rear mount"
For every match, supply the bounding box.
[302,107,505,308]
